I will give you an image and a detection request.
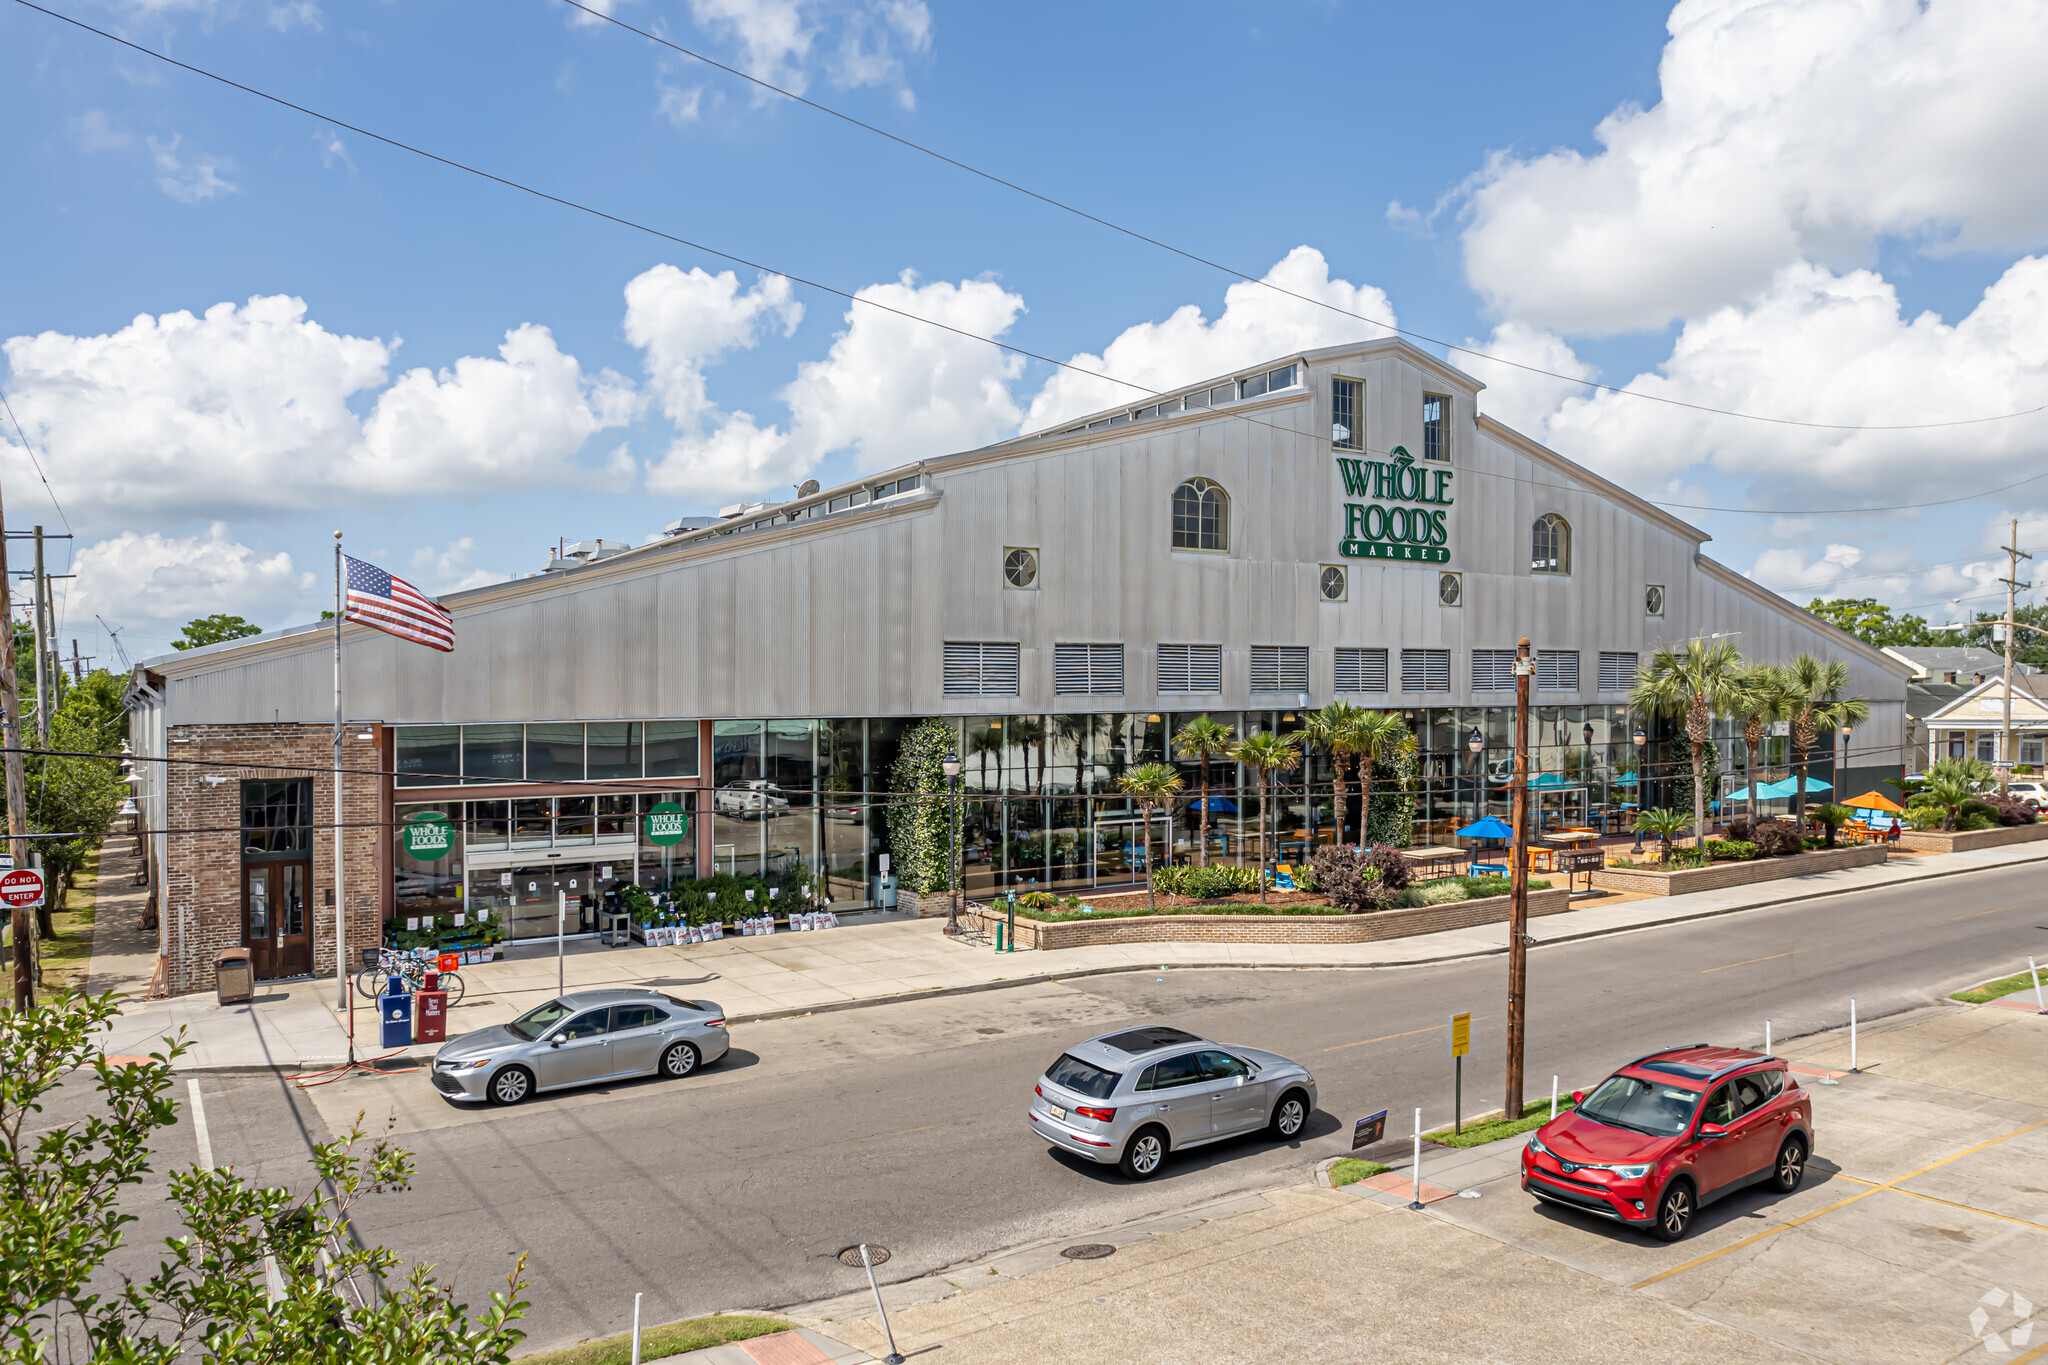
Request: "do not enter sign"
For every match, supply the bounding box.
[0,868,46,908]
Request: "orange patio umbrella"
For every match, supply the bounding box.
[1841,790,1904,813]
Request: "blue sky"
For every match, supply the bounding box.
[5,0,2047,657]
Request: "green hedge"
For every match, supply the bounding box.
[1150,864,1266,898]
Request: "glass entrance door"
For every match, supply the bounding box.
[1091,815,1172,888]
[492,862,620,941]
[242,862,310,980]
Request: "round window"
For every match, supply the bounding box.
[1439,572,1463,607]
[1319,566,1347,602]
[1004,547,1039,589]
[1645,584,1665,617]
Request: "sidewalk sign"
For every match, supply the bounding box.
[1449,1010,1472,1134]
[1352,1108,1388,1151]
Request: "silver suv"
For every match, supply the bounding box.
[1028,1025,1318,1179]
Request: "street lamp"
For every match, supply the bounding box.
[1631,724,1648,853]
[941,749,962,933]
[1467,727,1484,822]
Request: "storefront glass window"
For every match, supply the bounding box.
[555,795,595,844]
[395,726,458,787]
[527,723,585,783]
[587,722,641,780]
[596,792,634,837]
[468,799,509,850]
[821,719,864,796]
[636,790,697,893]
[645,721,700,778]
[713,721,762,785]
[512,798,552,849]
[393,800,463,927]
[463,724,524,785]
[241,779,312,857]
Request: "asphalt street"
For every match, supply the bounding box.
[74,859,2048,1354]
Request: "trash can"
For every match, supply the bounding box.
[379,979,413,1048]
[873,874,898,909]
[413,985,447,1044]
[215,948,254,1005]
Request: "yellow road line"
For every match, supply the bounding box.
[1700,949,1802,974]
[1629,1118,2048,1290]
[1826,1172,2048,1235]
[1948,904,2021,922]
[1323,1016,1492,1053]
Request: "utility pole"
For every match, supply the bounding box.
[1998,518,2033,797]
[1504,636,1534,1121]
[1,494,32,1009]
[70,639,85,683]
[30,526,48,746]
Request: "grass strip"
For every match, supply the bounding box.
[37,847,100,994]
[1951,971,2043,1005]
[1424,1097,1577,1149]
[514,1314,795,1365]
[1328,1158,1392,1188]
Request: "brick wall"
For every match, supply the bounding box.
[161,723,383,995]
[1589,843,1886,897]
[964,886,1572,950]
[1897,823,2048,855]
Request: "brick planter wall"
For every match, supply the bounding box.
[1589,843,1886,897]
[962,886,1572,950]
[161,723,383,995]
[1896,823,2048,855]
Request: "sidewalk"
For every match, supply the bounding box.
[95,836,2048,1071]
[790,1001,2048,1365]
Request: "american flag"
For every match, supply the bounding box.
[343,555,455,652]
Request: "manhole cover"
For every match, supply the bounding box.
[1061,1243,1116,1260]
[837,1245,890,1268]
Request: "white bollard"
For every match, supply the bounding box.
[1850,998,1859,1073]
[2032,957,2046,1016]
[1409,1108,1424,1209]
[630,1292,643,1365]
[859,1244,905,1365]
[1550,1075,1558,1119]
[1765,1020,1772,1056]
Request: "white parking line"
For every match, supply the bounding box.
[186,1079,214,1170]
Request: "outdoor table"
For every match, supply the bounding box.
[1399,845,1470,878]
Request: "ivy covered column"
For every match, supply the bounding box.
[886,718,958,905]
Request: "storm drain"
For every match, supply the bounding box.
[1060,1244,1116,1260]
[838,1245,891,1268]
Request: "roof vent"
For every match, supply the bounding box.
[664,516,718,536]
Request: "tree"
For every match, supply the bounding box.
[1171,715,1235,867]
[1918,756,1992,831]
[1811,803,1854,848]
[1631,640,1746,849]
[2,989,531,1363]
[1118,763,1183,913]
[1730,663,1795,824]
[1782,654,1871,825]
[1231,731,1300,906]
[1300,702,1364,852]
[1634,808,1691,866]
[1350,711,1415,852]
[1009,716,1048,795]
[170,614,263,651]
[24,700,125,942]
[1804,597,1938,647]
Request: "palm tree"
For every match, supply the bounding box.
[1054,713,1095,791]
[1634,807,1691,866]
[1631,639,1747,850]
[968,724,1003,794]
[1729,663,1793,825]
[1172,715,1236,867]
[1009,716,1048,794]
[1351,711,1415,852]
[1922,756,1993,831]
[1301,702,1365,851]
[1231,730,1301,905]
[1118,763,1184,912]
[1782,654,1871,827]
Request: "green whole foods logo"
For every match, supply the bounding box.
[1335,446,1453,564]
[402,811,455,862]
[645,802,690,847]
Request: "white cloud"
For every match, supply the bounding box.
[72,111,129,153]
[2,294,638,524]
[1458,321,1597,435]
[408,538,507,595]
[1459,0,2048,334]
[1749,542,1864,596]
[643,270,1024,498]
[71,524,317,641]
[657,81,705,125]
[267,1,319,31]
[312,129,353,172]
[682,0,931,104]
[1501,257,2048,504]
[622,264,801,425]
[148,134,236,203]
[1023,246,1397,430]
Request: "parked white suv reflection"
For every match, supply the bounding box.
[714,781,791,819]
[430,988,729,1105]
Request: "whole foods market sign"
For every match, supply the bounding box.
[402,811,455,862]
[1336,446,1452,564]
[645,802,690,847]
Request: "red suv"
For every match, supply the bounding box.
[1520,1044,1812,1241]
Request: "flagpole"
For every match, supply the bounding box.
[333,533,350,1039]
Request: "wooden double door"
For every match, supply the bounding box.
[243,861,312,980]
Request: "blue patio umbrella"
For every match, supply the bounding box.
[1455,817,1515,840]
[1190,796,1239,812]
[1614,774,1639,786]
[1528,773,1581,789]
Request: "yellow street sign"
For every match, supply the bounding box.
[1449,1010,1472,1059]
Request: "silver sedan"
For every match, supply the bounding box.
[430,988,730,1105]
[1027,1024,1318,1179]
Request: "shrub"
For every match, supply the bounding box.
[1705,838,1757,861]
[1907,805,1947,831]
[1151,864,1263,899]
[1751,822,1804,857]
[1959,812,1998,831]
[1360,842,1414,892]
[1306,846,1391,914]
[1722,818,1753,843]
[1666,846,1711,869]
[1410,880,1468,906]
[1452,874,1551,898]
[1979,794,2039,827]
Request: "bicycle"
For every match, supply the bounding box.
[354,947,466,1006]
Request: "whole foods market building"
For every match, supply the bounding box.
[131,338,1912,991]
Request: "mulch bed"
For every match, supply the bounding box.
[1073,888,1334,914]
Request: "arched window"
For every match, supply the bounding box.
[1171,478,1229,552]
[1531,514,1571,574]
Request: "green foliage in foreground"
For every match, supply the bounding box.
[1,989,530,1363]
[1951,972,2043,1005]
[1424,1096,1579,1148]
[1328,1158,1392,1188]
[514,1315,796,1365]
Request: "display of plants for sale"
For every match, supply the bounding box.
[384,905,504,962]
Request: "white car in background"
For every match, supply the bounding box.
[2005,781,2047,810]
[715,781,791,819]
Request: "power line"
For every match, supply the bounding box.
[561,0,2048,436]
[1650,465,2048,516]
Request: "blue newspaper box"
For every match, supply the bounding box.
[379,979,413,1048]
